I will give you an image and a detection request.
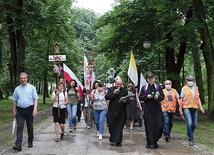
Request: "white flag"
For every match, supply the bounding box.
[139,73,147,94]
[128,52,138,86]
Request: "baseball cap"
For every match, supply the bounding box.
[147,72,154,78]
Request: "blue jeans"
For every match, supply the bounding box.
[67,104,77,127]
[93,108,107,135]
[163,111,174,139]
[183,108,198,142]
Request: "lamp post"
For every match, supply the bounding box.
[143,40,151,73]
[143,40,151,49]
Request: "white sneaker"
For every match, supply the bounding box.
[96,131,99,137]
[87,126,90,129]
[99,134,102,140]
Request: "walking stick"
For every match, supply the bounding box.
[57,92,60,118]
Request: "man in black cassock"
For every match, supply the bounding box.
[105,78,130,147]
[139,72,164,149]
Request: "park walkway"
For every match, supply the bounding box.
[1,115,213,155]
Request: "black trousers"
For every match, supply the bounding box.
[77,103,81,122]
[16,105,34,145]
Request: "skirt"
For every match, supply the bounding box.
[52,107,66,124]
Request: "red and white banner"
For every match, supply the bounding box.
[63,63,83,96]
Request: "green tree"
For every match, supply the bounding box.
[193,0,214,119]
[95,0,214,119]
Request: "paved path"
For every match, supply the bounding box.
[1,116,213,155]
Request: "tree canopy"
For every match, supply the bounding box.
[0,0,214,120]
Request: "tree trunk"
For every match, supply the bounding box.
[0,89,4,100]
[0,36,3,100]
[50,82,53,94]
[0,31,2,75]
[165,9,193,93]
[6,15,17,92]
[165,31,186,93]
[191,47,205,104]
[193,0,214,120]
[16,30,26,75]
[16,0,26,75]
[43,40,51,103]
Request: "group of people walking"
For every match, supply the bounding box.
[12,71,205,152]
[139,72,204,149]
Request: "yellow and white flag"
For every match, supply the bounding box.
[128,52,138,86]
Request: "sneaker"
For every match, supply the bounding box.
[28,142,33,148]
[130,129,133,133]
[60,133,64,139]
[55,138,60,142]
[146,144,155,149]
[96,131,99,137]
[13,144,22,151]
[87,126,91,129]
[99,134,102,140]
[69,128,73,132]
[189,141,194,146]
[154,142,159,148]
[116,143,122,147]
[165,137,170,142]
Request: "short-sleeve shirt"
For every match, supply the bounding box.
[92,89,107,110]
[52,91,67,109]
[67,89,78,105]
[12,83,38,108]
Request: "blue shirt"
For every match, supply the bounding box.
[12,83,38,108]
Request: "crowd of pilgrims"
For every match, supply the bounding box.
[51,72,204,149]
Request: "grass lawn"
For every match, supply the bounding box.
[0,95,52,128]
[173,114,214,151]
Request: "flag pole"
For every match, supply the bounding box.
[127,77,130,88]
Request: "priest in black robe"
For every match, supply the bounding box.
[105,78,130,147]
[139,72,164,149]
